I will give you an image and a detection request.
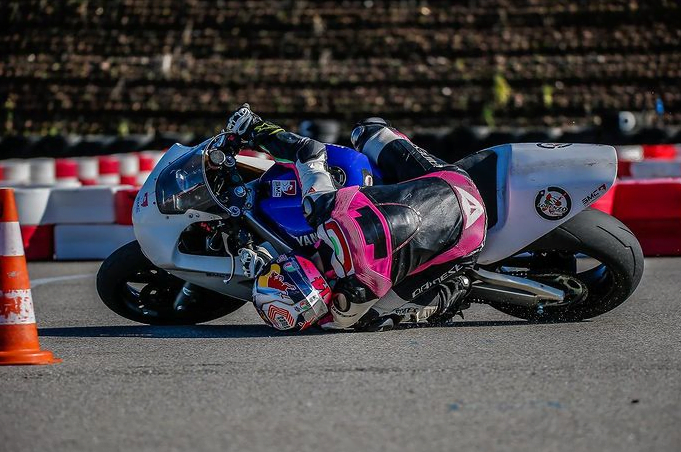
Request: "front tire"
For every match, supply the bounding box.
[97,241,247,325]
[488,209,644,321]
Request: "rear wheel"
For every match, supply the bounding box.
[487,209,644,321]
[97,241,246,325]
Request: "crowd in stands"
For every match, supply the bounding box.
[0,0,679,138]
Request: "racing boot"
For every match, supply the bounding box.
[350,117,391,152]
[427,275,472,325]
[353,308,400,332]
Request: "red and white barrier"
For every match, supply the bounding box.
[21,224,55,261]
[11,188,54,260]
[117,153,139,186]
[642,144,678,160]
[616,145,644,162]
[98,156,120,185]
[114,188,139,225]
[137,153,156,185]
[55,159,81,187]
[45,186,133,224]
[2,160,31,185]
[29,158,56,185]
[596,179,681,256]
[76,157,99,186]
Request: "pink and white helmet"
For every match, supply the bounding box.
[253,254,332,331]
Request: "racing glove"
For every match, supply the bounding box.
[239,246,273,279]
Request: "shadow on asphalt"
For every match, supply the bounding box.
[448,320,532,327]
[40,319,541,339]
[39,324,299,339]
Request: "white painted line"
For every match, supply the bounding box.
[30,273,95,288]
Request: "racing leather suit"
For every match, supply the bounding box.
[246,119,487,330]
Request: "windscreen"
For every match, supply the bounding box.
[155,146,217,214]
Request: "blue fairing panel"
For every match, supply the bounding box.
[255,144,379,249]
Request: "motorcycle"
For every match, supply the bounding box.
[97,134,643,326]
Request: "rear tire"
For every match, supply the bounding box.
[97,241,246,325]
[488,209,644,321]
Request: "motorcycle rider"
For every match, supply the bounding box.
[226,104,487,331]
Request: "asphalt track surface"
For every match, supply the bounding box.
[1,259,680,452]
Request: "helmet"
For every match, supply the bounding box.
[253,253,332,331]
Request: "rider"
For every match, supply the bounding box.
[227,104,487,331]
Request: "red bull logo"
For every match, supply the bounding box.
[257,264,295,295]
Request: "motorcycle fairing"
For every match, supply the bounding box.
[256,144,380,249]
[476,143,617,264]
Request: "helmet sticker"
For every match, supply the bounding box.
[257,264,296,295]
[267,305,295,330]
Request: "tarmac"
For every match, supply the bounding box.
[1,258,679,452]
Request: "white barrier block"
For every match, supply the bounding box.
[2,160,31,184]
[29,158,56,185]
[44,185,132,224]
[616,145,644,162]
[630,159,681,179]
[13,188,52,225]
[54,224,135,260]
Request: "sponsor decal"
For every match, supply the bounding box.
[283,261,298,272]
[454,187,484,229]
[205,272,230,278]
[537,143,572,149]
[135,192,149,213]
[257,264,296,294]
[535,186,572,220]
[294,231,318,247]
[272,180,297,197]
[311,276,331,300]
[411,266,460,298]
[297,299,312,312]
[582,184,608,206]
[414,145,444,167]
[267,305,295,329]
[296,318,315,330]
[276,254,289,263]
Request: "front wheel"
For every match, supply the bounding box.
[96,241,247,325]
[487,209,644,322]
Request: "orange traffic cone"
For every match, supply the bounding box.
[0,188,59,365]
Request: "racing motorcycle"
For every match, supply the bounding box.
[97,134,644,326]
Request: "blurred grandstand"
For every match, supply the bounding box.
[1,0,680,159]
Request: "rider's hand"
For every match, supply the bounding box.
[225,103,261,138]
[239,246,273,279]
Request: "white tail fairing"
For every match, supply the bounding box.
[477,143,617,264]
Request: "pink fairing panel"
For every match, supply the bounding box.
[330,186,394,297]
[409,171,487,275]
